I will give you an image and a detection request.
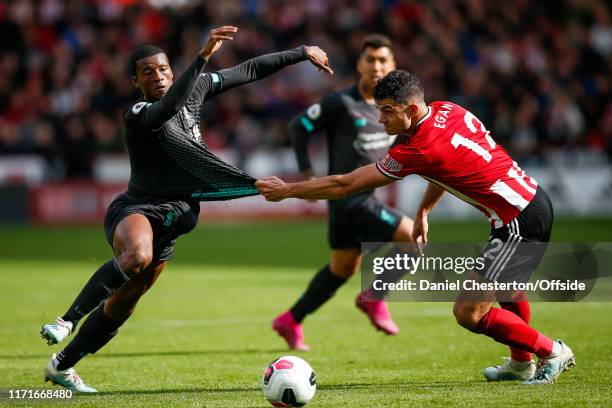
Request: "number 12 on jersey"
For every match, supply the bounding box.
[450,111,496,162]
[448,110,537,214]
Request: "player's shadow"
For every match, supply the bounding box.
[97,348,290,359]
[319,381,467,390]
[0,348,289,360]
[95,386,261,396]
[95,381,463,397]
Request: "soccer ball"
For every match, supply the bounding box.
[262,356,316,407]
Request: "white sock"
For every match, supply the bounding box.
[548,341,562,358]
[509,358,532,370]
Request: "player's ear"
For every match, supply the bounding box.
[131,75,139,88]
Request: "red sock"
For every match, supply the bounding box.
[473,307,553,358]
[500,292,532,362]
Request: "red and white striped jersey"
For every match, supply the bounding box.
[376,101,538,228]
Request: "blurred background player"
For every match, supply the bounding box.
[40,26,332,392]
[257,70,575,385]
[272,34,414,351]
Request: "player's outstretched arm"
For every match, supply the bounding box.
[198,46,332,100]
[256,164,392,202]
[412,182,445,244]
[138,26,237,129]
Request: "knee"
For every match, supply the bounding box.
[117,247,153,274]
[453,303,483,330]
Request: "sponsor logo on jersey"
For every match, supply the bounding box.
[131,102,151,114]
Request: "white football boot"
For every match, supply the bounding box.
[523,340,576,385]
[41,317,73,345]
[44,354,97,393]
[483,357,536,381]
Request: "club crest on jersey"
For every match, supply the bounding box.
[132,102,151,114]
[306,103,321,120]
[380,154,402,173]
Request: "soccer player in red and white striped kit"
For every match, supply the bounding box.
[256,70,575,385]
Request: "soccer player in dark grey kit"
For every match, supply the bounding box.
[40,26,332,392]
[272,34,414,351]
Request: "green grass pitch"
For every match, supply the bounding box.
[1,218,611,407]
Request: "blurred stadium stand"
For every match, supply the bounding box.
[0,0,611,223]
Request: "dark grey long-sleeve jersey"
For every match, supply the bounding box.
[123,46,308,200]
[288,84,397,208]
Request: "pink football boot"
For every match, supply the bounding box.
[272,311,311,351]
[355,291,400,335]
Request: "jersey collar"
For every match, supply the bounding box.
[415,105,432,128]
[400,105,431,140]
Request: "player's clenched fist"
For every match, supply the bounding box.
[256,177,290,202]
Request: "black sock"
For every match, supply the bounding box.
[290,264,347,323]
[56,305,122,370]
[62,259,131,327]
[368,245,416,300]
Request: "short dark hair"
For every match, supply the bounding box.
[129,45,166,76]
[360,33,393,55]
[374,70,424,104]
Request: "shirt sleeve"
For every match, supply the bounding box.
[193,46,308,103]
[124,56,207,131]
[375,142,428,180]
[287,93,342,173]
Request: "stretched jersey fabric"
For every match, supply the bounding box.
[376,101,538,228]
[289,84,396,208]
[123,47,308,200]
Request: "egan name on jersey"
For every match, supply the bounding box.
[432,102,454,129]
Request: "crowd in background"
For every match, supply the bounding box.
[0,0,610,179]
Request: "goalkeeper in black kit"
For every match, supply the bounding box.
[39,26,332,393]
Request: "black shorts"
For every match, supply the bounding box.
[475,186,553,283]
[328,197,403,250]
[104,192,200,262]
